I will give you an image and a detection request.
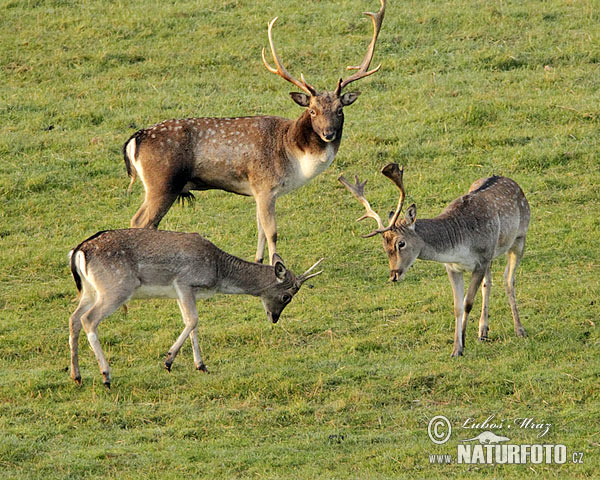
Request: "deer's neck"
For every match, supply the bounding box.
[415,217,477,267]
[283,111,340,189]
[216,252,276,296]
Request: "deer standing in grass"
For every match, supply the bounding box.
[339,164,530,356]
[123,0,386,265]
[68,229,323,387]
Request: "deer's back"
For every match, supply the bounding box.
[128,116,293,196]
[76,229,222,288]
[441,176,530,257]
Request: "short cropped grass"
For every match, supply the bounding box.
[1,0,599,478]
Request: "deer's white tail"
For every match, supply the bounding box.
[123,136,138,194]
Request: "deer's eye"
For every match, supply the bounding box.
[282,294,292,304]
[397,240,406,250]
[336,107,343,116]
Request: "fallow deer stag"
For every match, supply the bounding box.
[123,0,386,265]
[68,229,323,387]
[339,164,530,357]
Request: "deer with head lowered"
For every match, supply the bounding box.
[339,164,530,357]
[123,0,386,265]
[68,229,323,387]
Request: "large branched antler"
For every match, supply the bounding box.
[262,17,317,96]
[339,163,407,238]
[335,0,386,94]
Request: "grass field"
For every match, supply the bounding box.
[1,0,599,478]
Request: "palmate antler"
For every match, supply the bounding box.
[338,163,406,238]
[263,0,386,96]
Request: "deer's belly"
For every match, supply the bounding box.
[132,284,178,299]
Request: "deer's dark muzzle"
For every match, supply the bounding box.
[389,269,402,282]
[268,311,280,324]
[322,131,337,142]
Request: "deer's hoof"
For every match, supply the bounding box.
[478,335,489,342]
[164,361,172,373]
[516,328,527,338]
[451,349,463,357]
[197,364,208,373]
[72,375,82,385]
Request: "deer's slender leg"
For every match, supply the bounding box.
[69,290,94,384]
[446,266,465,357]
[165,285,200,372]
[505,236,527,337]
[81,290,132,387]
[478,265,492,341]
[255,208,267,264]
[254,192,277,265]
[461,268,487,351]
[174,285,206,372]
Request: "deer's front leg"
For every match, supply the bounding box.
[254,192,278,265]
[166,284,200,372]
[461,268,487,352]
[478,266,492,340]
[255,208,267,264]
[446,266,465,357]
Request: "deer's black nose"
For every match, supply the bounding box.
[323,132,336,142]
[389,269,402,282]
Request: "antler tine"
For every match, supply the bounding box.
[337,0,386,93]
[262,17,317,96]
[299,258,325,283]
[381,163,406,228]
[338,175,388,237]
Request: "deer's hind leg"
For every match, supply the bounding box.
[69,289,95,384]
[130,191,179,229]
[129,156,186,229]
[80,286,135,388]
[504,236,527,338]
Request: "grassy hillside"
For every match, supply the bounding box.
[1,0,598,478]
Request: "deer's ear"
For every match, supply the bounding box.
[273,254,287,281]
[340,91,360,106]
[404,204,417,227]
[274,261,287,281]
[290,92,310,107]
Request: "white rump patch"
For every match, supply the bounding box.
[126,138,137,162]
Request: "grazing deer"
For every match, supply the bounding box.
[68,229,323,387]
[123,0,386,265]
[339,164,530,356]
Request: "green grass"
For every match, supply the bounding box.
[1,0,599,478]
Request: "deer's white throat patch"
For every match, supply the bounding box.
[284,144,336,194]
